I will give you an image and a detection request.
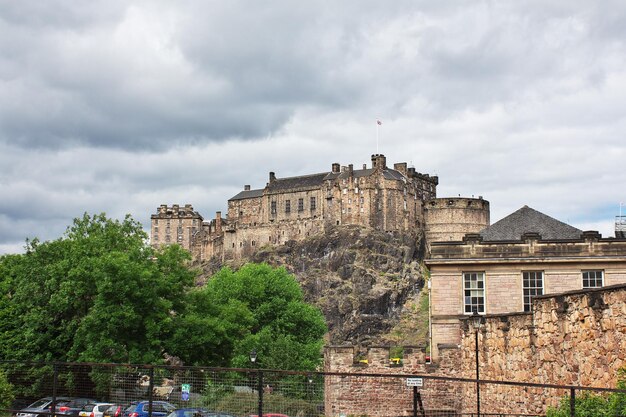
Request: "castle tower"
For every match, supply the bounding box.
[150,204,203,252]
[424,197,490,243]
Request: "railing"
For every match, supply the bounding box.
[2,361,626,417]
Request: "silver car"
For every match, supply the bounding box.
[16,397,72,417]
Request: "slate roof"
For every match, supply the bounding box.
[228,189,264,201]
[267,172,329,192]
[479,205,583,241]
[230,166,410,198]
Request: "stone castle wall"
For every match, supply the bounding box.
[459,284,626,415]
[151,154,471,262]
[424,197,490,243]
[324,345,463,417]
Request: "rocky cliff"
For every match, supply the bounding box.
[198,225,429,346]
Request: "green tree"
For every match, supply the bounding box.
[0,213,196,364]
[169,263,327,370]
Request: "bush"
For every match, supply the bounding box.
[0,369,15,413]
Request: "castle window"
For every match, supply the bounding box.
[153,234,159,242]
[404,200,407,210]
[343,188,347,195]
[463,272,485,314]
[154,226,159,233]
[360,207,364,213]
[298,198,304,211]
[523,271,544,312]
[310,197,316,210]
[355,187,359,194]
[582,270,603,288]
[348,198,352,204]
[165,235,171,243]
[285,200,291,213]
[271,201,277,214]
[239,211,243,216]
[360,197,364,205]
[252,240,255,246]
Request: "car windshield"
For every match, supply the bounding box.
[27,399,51,409]
[81,405,96,412]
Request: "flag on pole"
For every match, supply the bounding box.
[377,120,382,125]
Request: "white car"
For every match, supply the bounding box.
[78,403,114,417]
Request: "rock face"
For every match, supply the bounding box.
[200,225,427,345]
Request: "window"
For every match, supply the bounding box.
[582,270,603,288]
[523,271,544,312]
[298,198,304,211]
[271,201,277,214]
[464,272,485,314]
[285,200,291,213]
[310,197,316,210]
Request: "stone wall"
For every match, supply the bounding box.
[459,284,626,415]
[424,197,490,243]
[324,345,463,417]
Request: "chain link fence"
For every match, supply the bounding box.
[1,361,625,417]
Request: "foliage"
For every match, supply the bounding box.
[546,369,626,417]
[0,213,196,364]
[213,391,320,417]
[169,263,327,370]
[0,369,15,411]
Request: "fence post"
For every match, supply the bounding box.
[257,370,263,417]
[51,363,59,417]
[570,388,576,417]
[148,367,154,417]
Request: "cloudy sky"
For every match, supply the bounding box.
[1,1,625,254]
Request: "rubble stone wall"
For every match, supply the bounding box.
[324,345,463,417]
[459,284,626,415]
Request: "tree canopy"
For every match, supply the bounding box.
[0,214,326,370]
[0,213,195,364]
[168,263,327,370]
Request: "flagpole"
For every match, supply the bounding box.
[376,122,379,154]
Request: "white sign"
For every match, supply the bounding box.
[406,377,423,387]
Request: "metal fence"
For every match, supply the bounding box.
[1,361,625,417]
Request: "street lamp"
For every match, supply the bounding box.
[471,310,485,417]
[250,349,262,417]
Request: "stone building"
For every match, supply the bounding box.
[426,205,626,360]
[151,154,489,261]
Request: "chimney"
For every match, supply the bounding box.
[269,172,276,183]
[363,164,367,169]
[332,163,340,173]
[348,164,353,175]
[371,154,387,170]
[216,211,222,233]
[394,162,407,175]
[408,167,416,177]
[244,185,251,191]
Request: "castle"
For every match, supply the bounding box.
[150,154,490,261]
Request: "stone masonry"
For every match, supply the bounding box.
[150,154,489,262]
[459,284,626,416]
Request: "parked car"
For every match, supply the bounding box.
[16,397,72,417]
[102,404,124,417]
[166,409,236,417]
[78,403,114,417]
[56,399,98,417]
[249,414,289,417]
[123,402,175,417]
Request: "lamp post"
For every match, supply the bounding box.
[250,350,262,417]
[471,311,485,417]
